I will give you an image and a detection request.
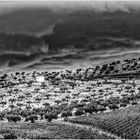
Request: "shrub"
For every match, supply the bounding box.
[39,111,45,120]
[98,106,106,112]
[61,110,72,118]
[132,101,138,105]
[76,103,86,108]
[75,108,84,116]
[82,105,93,114]
[109,104,119,110]
[45,113,53,122]
[25,115,38,123]
[3,133,17,139]
[6,115,21,122]
[20,109,30,118]
[45,111,58,122]
[100,101,109,107]
[120,102,127,107]
[0,112,5,120]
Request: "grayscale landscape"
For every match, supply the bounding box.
[0,1,140,139]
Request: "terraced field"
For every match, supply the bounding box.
[0,121,114,139]
[68,104,140,139]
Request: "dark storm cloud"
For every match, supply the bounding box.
[1,1,140,72]
[0,1,140,36]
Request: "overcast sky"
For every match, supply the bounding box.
[0,1,140,14]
